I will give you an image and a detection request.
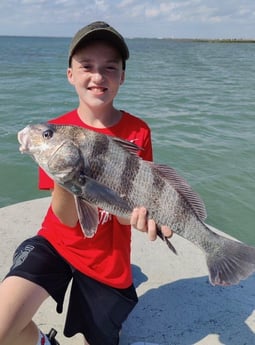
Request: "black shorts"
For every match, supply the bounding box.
[5,236,138,345]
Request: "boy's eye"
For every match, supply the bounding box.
[79,63,119,72]
[82,65,91,70]
[107,66,116,71]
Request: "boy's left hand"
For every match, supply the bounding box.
[130,206,173,241]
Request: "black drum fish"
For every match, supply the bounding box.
[18,123,255,286]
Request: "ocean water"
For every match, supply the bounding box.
[0,36,255,244]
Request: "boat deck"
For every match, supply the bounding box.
[0,197,254,344]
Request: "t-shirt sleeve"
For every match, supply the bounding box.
[140,127,153,162]
[38,167,54,190]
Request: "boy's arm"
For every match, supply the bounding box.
[51,182,79,227]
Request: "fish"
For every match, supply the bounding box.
[18,122,255,286]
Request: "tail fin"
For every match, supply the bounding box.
[206,237,255,286]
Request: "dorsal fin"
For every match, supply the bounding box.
[111,137,143,154]
[152,163,207,221]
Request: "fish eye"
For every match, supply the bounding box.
[42,129,54,139]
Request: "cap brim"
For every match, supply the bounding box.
[69,27,129,63]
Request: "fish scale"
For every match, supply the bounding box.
[18,123,255,286]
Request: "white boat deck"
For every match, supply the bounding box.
[0,197,254,344]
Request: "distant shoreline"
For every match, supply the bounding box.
[172,38,255,43]
[131,37,255,43]
[0,35,255,43]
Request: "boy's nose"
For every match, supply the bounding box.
[92,70,104,83]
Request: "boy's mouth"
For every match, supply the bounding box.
[88,86,107,93]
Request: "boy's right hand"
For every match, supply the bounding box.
[130,207,173,241]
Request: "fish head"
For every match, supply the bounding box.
[18,123,84,184]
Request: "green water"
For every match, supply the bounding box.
[0,36,254,244]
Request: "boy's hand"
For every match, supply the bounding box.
[130,207,173,241]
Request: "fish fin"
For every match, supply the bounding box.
[206,232,255,286]
[112,137,143,154]
[80,176,131,213]
[75,197,99,238]
[165,237,178,255]
[156,227,178,255]
[152,163,207,221]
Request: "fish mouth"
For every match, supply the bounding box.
[17,127,31,153]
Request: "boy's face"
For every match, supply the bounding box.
[67,41,125,109]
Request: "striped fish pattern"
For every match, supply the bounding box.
[18,123,255,286]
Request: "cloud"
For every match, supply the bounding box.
[117,1,180,19]
[0,0,254,38]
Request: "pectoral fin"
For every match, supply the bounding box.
[75,197,99,238]
[80,176,131,213]
[75,176,131,238]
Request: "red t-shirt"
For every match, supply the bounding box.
[38,109,153,288]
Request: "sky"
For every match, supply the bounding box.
[0,0,255,39]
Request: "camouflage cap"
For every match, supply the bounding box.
[68,21,129,67]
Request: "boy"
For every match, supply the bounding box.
[0,21,172,345]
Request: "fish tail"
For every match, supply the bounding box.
[206,237,255,286]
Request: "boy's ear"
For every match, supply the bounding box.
[120,71,125,85]
[67,67,74,85]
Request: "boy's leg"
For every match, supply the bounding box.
[0,236,72,345]
[64,271,138,345]
[0,276,49,345]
